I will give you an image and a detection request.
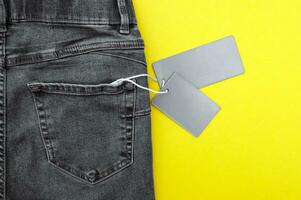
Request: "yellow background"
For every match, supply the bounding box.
[133,0,301,199]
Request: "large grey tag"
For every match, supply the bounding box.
[152,72,220,137]
[152,36,244,88]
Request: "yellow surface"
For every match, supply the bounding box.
[132,1,301,200]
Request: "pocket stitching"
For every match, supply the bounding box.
[29,87,56,162]
[28,81,136,185]
[27,82,126,95]
[90,52,147,67]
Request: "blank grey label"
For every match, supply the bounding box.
[152,72,220,137]
[152,36,244,88]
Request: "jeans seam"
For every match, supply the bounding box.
[6,39,144,67]
[131,79,137,164]
[0,69,6,200]
[27,82,126,95]
[28,86,55,162]
[10,18,137,25]
[90,52,147,67]
[134,108,151,117]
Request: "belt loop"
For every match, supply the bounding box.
[117,0,130,35]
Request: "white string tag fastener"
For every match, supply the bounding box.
[110,74,169,94]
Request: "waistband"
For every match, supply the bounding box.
[0,0,137,26]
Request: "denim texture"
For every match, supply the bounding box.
[0,0,155,199]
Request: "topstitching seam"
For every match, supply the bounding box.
[6,39,145,67]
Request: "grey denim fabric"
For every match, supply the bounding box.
[0,0,155,199]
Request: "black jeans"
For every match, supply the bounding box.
[0,0,155,199]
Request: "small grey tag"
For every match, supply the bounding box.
[152,36,244,88]
[152,72,220,137]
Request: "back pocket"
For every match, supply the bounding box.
[27,80,136,185]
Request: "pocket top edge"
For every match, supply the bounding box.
[26,80,136,95]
